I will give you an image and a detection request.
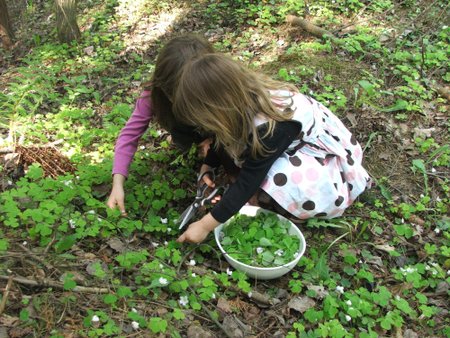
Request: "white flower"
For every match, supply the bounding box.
[434,228,440,234]
[345,300,352,306]
[293,252,300,258]
[337,96,341,99]
[447,270,450,275]
[191,273,197,277]
[425,265,431,271]
[358,260,363,264]
[179,295,189,307]
[431,167,436,173]
[248,292,253,298]
[188,259,196,266]
[164,241,168,246]
[152,242,159,247]
[69,219,76,229]
[159,264,164,269]
[436,196,441,202]
[395,295,400,300]
[131,308,138,313]
[22,241,27,246]
[140,145,146,150]
[420,194,424,198]
[275,249,284,256]
[97,217,102,222]
[160,218,168,224]
[91,315,100,322]
[345,315,351,322]
[401,218,405,223]
[158,277,168,286]
[131,321,139,330]
[63,180,73,187]
[166,228,172,233]
[7,180,12,185]
[432,270,437,275]
[211,293,216,299]
[87,210,95,214]
[226,268,233,276]
[335,286,344,294]
[256,247,264,254]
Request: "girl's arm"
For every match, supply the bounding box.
[177,121,301,243]
[112,92,152,177]
[210,120,302,224]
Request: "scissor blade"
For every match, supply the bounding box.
[177,204,195,230]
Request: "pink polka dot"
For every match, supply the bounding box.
[298,212,311,220]
[272,190,285,202]
[306,168,320,181]
[354,147,362,161]
[291,171,303,184]
[261,178,271,190]
[288,202,298,213]
[345,170,356,181]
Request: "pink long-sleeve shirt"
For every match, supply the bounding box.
[112,92,152,177]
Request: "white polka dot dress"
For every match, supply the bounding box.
[260,92,372,219]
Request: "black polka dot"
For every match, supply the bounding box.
[322,118,326,122]
[315,212,327,217]
[340,172,346,183]
[347,154,355,165]
[346,149,352,156]
[289,156,302,166]
[332,135,340,142]
[348,183,353,191]
[335,196,344,206]
[350,135,357,145]
[273,173,287,186]
[325,154,336,160]
[315,157,325,166]
[302,200,316,210]
[334,183,338,189]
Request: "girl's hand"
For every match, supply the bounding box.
[200,164,215,188]
[177,213,220,244]
[107,174,127,215]
[198,138,213,158]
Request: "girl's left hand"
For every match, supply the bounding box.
[177,213,219,244]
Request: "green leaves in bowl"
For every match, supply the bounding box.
[220,212,300,267]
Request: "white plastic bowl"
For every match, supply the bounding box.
[214,205,306,280]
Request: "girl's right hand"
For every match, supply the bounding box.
[107,174,127,215]
[199,164,215,188]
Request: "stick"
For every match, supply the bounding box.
[286,15,336,40]
[0,275,109,294]
[191,266,273,306]
[0,275,13,315]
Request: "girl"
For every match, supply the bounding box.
[174,54,372,243]
[107,34,217,214]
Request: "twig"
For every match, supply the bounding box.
[286,15,336,40]
[18,243,60,275]
[191,266,273,306]
[0,275,109,294]
[0,275,14,315]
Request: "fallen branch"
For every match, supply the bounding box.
[191,266,274,306]
[286,15,336,40]
[435,85,450,101]
[0,275,13,316]
[0,275,109,294]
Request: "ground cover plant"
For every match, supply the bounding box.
[0,0,449,337]
[220,212,301,267]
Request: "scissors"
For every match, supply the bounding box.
[177,170,227,230]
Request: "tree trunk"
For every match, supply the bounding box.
[55,0,81,43]
[0,0,14,49]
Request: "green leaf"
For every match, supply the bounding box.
[0,239,9,251]
[117,286,133,298]
[55,235,77,253]
[148,317,167,333]
[19,309,29,321]
[259,237,272,246]
[103,294,118,305]
[173,308,185,320]
[63,274,77,291]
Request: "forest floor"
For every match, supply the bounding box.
[0,0,449,337]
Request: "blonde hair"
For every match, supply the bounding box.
[173,54,298,160]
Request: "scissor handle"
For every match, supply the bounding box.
[197,170,215,184]
[201,185,228,206]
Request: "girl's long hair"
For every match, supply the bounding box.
[145,34,214,131]
[173,54,298,160]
